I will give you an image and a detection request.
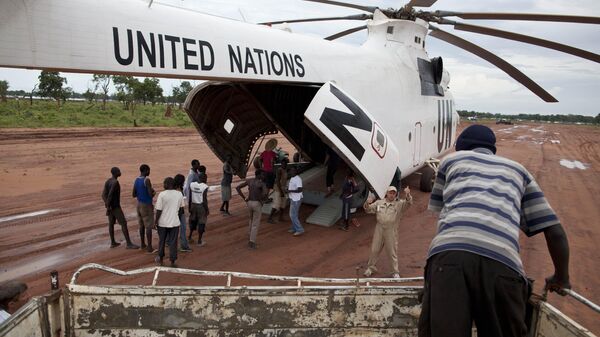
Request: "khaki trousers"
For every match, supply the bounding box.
[366,223,399,274]
[247,201,262,243]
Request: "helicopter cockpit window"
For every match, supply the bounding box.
[224,119,235,134]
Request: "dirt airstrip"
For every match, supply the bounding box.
[0,122,599,333]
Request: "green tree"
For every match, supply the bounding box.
[172,81,193,109]
[595,113,600,124]
[61,87,73,104]
[113,76,139,109]
[139,78,163,105]
[82,88,96,103]
[113,75,143,126]
[0,80,8,103]
[38,71,69,108]
[92,74,112,110]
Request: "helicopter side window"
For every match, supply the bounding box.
[387,26,394,35]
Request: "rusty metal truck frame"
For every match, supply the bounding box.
[1,263,598,337]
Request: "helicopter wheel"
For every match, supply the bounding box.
[420,166,435,193]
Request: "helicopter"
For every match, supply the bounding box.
[0,0,599,198]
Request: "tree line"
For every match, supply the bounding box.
[458,110,600,125]
[0,72,193,110]
[1,74,598,125]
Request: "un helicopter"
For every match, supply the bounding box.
[0,0,599,201]
[1,2,600,336]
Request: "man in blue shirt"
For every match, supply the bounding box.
[132,164,156,253]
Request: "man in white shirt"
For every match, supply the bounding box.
[287,167,305,236]
[154,177,184,268]
[188,175,209,246]
[183,159,200,201]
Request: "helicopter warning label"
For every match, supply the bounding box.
[111,27,305,79]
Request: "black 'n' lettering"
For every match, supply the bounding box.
[320,85,373,161]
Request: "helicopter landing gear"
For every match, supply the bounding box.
[420,159,440,193]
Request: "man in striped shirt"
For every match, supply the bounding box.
[418,124,570,337]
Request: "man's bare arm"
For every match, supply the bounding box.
[236,181,249,201]
[544,224,571,295]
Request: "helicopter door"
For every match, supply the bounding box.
[304,82,400,198]
[413,122,422,167]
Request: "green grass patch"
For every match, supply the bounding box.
[0,99,193,128]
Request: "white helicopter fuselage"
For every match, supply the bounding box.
[0,0,458,196]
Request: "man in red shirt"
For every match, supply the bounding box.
[260,139,278,195]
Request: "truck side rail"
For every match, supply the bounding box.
[564,289,600,314]
[70,262,424,288]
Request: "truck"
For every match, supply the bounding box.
[1,263,597,337]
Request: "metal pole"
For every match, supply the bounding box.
[565,289,600,314]
[152,269,160,286]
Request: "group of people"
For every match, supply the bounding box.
[100,125,571,337]
[101,158,227,267]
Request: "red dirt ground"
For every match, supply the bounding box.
[0,122,599,333]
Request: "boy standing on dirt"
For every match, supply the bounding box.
[102,167,139,249]
[287,166,305,236]
[236,169,268,249]
[174,174,192,253]
[268,158,288,223]
[338,171,358,231]
[132,164,156,253]
[154,177,184,268]
[220,155,234,216]
[183,159,200,201]
[188,174,209,246]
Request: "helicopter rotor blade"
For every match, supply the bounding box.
[325,25,368,40]
[405,0,438,8]
[436,19,600,63]
[259,13,372,25]
[433,11,600,24]
[428,25,558,102]
[303,0,377,13]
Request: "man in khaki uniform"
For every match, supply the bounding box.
[363,185,413,278]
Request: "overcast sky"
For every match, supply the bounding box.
[1,0,599,116]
